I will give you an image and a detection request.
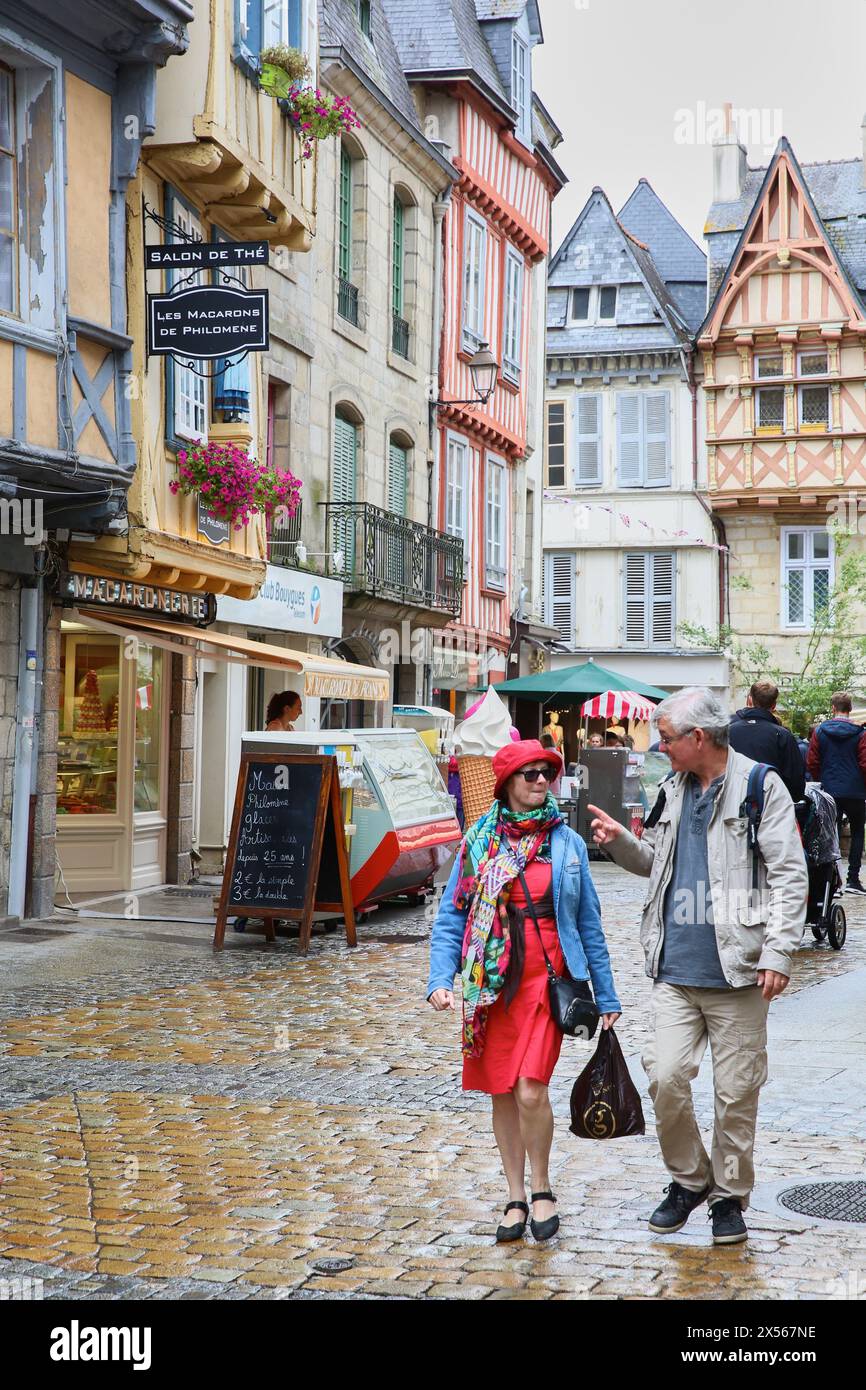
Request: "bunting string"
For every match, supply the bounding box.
[542,493,729,552]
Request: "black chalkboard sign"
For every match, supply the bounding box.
[213,753,356,952]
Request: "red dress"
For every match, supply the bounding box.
[462,852,566,1095]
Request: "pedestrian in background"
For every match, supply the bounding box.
[807,691,866,894]
[589,686,807,1247]
[265,690,302,732]
[427,739,621,1244]
[728,679,805,802]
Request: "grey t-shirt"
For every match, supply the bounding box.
[657,773,730,989]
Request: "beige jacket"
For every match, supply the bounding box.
[606,748,808,985]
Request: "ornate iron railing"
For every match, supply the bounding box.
[392,313,410,358]
[337,277,360,326]
[267,500,302,567]
[321,502,463,615]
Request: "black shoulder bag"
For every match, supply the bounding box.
[518,869,599,1039]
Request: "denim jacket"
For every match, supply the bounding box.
[426,823,622,1014]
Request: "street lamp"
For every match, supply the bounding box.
[429,342,500,408]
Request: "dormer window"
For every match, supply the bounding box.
[568,286,617,326]
[511,32,531,144]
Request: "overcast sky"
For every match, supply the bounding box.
[534,0,866,257]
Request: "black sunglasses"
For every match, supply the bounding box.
[518,767,555,784]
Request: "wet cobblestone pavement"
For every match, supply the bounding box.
[1,862,865,1300]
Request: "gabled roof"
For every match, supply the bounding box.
[475,0,542,39]
[617,178,707,335]
[547,187,693,354]
[701,137,866,338]
[381,0,510,105]
[320,0,423,132]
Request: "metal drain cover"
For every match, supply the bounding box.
[778,1181,866,1223]
[309,1258,355,1275]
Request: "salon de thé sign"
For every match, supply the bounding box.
[145,235,270,362]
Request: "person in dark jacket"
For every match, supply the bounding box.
[807,691,866,894]
[728,681,805,802]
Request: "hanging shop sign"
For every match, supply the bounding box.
[61,572,216,627]
[147,285,269,360]
[143,203,269,377]
[145,240,269,270]
[197,496,231,546]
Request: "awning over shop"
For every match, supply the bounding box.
[72,609,390,702]
[493,658,669,703]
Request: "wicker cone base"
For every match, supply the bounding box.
[458,755,496,825]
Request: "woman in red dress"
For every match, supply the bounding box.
[428,740,621,1243]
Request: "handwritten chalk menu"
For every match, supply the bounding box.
[213,753,356,953]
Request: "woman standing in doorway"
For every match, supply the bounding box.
[427,740,621,1243]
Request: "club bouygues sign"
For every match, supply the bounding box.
[145,236,270,362]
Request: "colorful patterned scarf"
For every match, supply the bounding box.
[456,792,563,1058]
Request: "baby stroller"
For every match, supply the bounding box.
[794,785,847,950]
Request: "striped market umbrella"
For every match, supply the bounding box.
[580,690,658,722]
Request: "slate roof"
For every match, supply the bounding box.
[547,187,694,357]
[320,0,422,131]
[617,178,707,332]
[704,142,866,311]
[381,0,510,106]
[474,0,526,17]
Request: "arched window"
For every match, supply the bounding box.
[391,185,417,359]
[337,139,366,327]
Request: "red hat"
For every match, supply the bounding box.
[492,738,563,801]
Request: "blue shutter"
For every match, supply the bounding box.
[236,0,263,67]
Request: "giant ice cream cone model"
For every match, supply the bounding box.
[455,688,513,824]
[75,670,107,738]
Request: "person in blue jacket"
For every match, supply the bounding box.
[427,738,621,1244]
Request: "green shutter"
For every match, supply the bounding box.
[388,441,407,515]
[332,413,357,571]
[392,198,404,319]
[339,147,352,282]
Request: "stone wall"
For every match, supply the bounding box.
[166,650,196,885]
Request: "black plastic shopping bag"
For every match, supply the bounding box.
[569,1028,645,1139]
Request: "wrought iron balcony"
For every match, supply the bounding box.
[392,313,410,359]
[267,500,302,567]
[321,502,463,616]
[337,276,360,326]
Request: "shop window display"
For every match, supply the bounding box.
[58,638,120,815]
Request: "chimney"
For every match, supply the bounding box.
[712,102,747,203]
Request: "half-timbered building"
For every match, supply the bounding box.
[701,129,866,696]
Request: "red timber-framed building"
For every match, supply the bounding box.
[384,0,566,713]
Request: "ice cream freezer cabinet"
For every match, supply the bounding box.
[240,729,461,908]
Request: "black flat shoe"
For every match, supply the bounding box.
[495,1200,528,1243]
[529,1190,559,1242]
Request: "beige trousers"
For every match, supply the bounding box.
[641,982,770,1209]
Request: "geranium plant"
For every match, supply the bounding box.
[169,441,302,532]
[268,81,361,159]
[258,44,311,98]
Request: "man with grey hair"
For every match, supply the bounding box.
[589,685,807,1246]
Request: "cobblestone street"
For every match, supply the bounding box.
[0,863,865,1301]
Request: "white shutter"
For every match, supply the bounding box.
[574,393,602,484]
[624,552,648,644]
[651,552,675,644]
[543,552,575,642]
[644,391,670,486]
[617,393,641,484]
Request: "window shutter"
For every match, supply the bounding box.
[332,413,357,572]
[387,440,407,516]
[339,147,352,281]
[650,552,675,644]
[624,553,648,644]
[644,391,670,486]
[544,553,575,642]
[574,393,602,484]
[617,393,642,484]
